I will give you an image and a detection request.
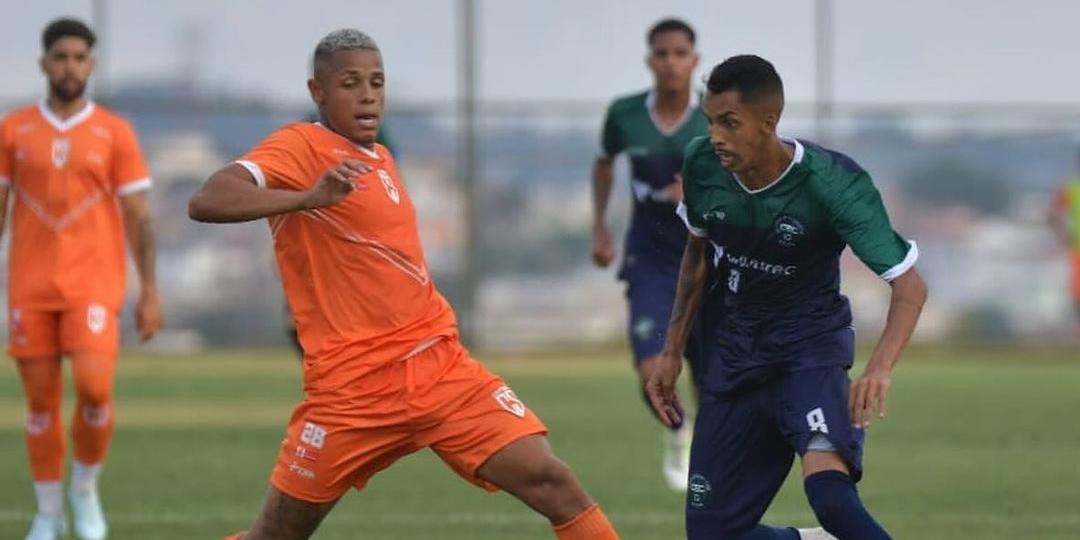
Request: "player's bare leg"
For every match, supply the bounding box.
[232,486,339,540]
[638,354,692,491]
[17,358,68,540]
[477,434,619,538]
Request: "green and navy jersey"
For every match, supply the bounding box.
[600,89,708,278]
[678,136,917,392]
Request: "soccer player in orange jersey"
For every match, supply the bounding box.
[188,29,620,540]
[0,18,163,540]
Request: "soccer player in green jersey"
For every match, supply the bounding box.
[646,55,927,539]
[591,18,708,491]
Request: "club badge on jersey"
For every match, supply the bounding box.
[378,169,399,204]
[51,138,70,169]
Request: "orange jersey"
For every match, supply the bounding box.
[0,101,151,312]
[237,122,457,391]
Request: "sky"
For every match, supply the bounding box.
[1,0,1078,108]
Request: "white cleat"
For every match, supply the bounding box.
[24,513,67,540]
[69,489,107,540]
[797,528,838,540]
[662,423,693,492]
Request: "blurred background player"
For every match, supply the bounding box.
[590,18,707,491]
[1049,148,1080,342]
[0,17,163,540]
[647,55,927,539]
[189,29,620,540]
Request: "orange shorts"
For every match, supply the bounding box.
[7,304,120,358]
[270,337,548,503]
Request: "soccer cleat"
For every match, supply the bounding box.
[24,513,67,540]
[69,488,107,540]
[662,422,693,491]
[797,527,838,540]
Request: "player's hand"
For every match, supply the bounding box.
[304,160,371,209]
[591,224,616,268]
[645,351,685,429]
[849,364,892,429]
[135,285,163,343]
[658,173,685,202]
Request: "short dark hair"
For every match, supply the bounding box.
[647,18,695,46]
[706,55,784,104]
[42,18,96,52]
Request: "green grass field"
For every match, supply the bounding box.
[1,345,1079,539]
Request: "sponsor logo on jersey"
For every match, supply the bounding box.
[774,215,805,247]
[724,252,797,276]
[703,209,726,222]
[493,385,526,418]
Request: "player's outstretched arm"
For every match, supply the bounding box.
[646,234,709,428]
[591,157,616,267]
[850,267,928,429]
[189,160,369,223]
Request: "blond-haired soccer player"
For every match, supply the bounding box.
[189,29,620,540]
[1,17,162,540]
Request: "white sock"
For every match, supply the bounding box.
[34,481,63,516]
[71,461,102,496]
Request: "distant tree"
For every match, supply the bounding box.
[901,159,1013,215]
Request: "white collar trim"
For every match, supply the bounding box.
[313,121,380,159]
[645,88,699,136]
[38,98,95,133]
[733,137,805,195]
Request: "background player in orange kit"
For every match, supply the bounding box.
[0,18,163,540]
[188,29,620,540]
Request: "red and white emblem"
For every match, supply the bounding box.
[52,138,70,169]
[492,385,526,418]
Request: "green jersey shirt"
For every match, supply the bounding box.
[601,89,708,278]
[678,136,917,392]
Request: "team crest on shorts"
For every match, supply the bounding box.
[687,474,712,509]
[633,317,656,341]
[87,304,108,335]
[492,386,526,418]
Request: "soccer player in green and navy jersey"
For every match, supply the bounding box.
[591,18,708,491]
[646,55,927,540]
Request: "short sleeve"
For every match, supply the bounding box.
[111,119,152,196]
[826,171,917,281]
[675,139,708,237]
[236,126,316,190]
[0,116,12,186]
[599,103,623,159]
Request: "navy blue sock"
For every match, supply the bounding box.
[733,525,799,540]
[804,470,891,539]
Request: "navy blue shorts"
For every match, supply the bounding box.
[625,267,679,360]
[685,366,864,539]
